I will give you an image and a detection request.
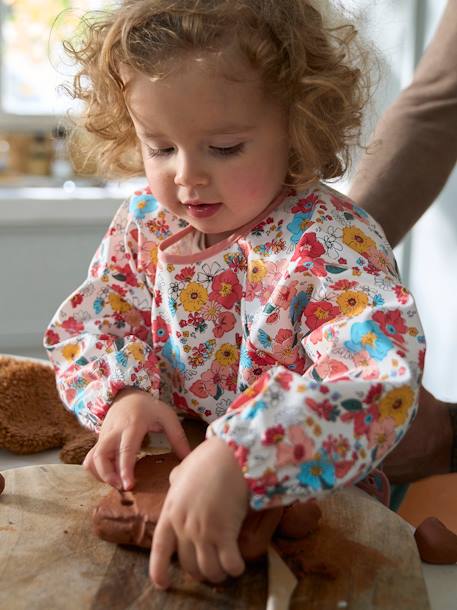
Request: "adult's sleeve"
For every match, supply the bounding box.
[207,195,425,510]
[43,197,160,432]
[349,0,457,247]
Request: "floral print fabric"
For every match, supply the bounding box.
[44,183,425,509]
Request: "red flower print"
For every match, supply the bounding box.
[115,264,139,287]
[394,284,410,305]
[372,310,407,342]
[227,440,249,468]
[291,193,320,214]
[262,424,286,445]
[70,293,84,308]
[45,328,60,346]
[306,397,339,421]
[303,301,340,330]
[272,329,296,365]
[275,370,294,390]
[329,279,357,291]
[276,424,315,467]
[364,383,383,405]
[175,266,195,282]
[152,316,170,343]
[172,392,194,415]
[330,194,352,212]
[314,357,349,381]
[341,403,380,437]
[214,311,236,338]
[272,280,299,310]
[154,289,162,307]
[322,434,350,458]
[61,316,85,335]
[210,270,242,309]
[291,232,325,261]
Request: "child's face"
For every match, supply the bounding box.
[123,52,290,246]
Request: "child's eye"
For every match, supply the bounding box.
[145,145,174,158]
[210,143,245,157]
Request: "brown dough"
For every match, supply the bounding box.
[0,472,4,495]
[276,500,322,539]
[414,517,457,564]
[93,452,284,560]
[93,453,179,548]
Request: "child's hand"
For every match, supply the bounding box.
[83,388,191,490]
[149,436,249,589]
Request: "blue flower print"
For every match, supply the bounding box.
[287,212,313,244]
[162,337,185,372]
[298,454,336,491]
[290,291,310,326]
[129,193,158,220]
[242,399,268,420]
[345,320,393,361]
[240,343,252,369]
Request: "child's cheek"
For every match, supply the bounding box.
[224,163,271,201]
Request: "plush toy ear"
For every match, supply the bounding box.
[0,355,95,463]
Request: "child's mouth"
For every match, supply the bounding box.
[184,202,223,218]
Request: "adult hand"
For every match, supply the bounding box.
[149,436,249,589]
[83,388,191,490]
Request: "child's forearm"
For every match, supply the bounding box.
[349,0,457,247]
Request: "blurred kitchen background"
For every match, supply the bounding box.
[0,0,456,401]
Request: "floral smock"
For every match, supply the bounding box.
[44,182,425,510]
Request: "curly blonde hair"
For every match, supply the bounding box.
[65,0,371,186]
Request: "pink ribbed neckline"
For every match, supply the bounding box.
[158,187,290,265]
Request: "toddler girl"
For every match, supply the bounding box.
[45,0,425,589]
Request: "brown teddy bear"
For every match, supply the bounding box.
[0,355,96,464]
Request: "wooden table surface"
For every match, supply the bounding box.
[0,462,433,610]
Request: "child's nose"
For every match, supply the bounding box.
[174,153,209,188]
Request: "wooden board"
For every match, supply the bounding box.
[0,465,430,610]
[0,465,266,610]
[288,487,431,610]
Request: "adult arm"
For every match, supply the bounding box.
[349,0,457,247]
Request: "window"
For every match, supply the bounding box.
[0,0,111,124]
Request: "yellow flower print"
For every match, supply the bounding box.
[337,290,368,317]
[181,282,208,312]
[215,343,239,366]
[379,386,415,426]
[127,343,145,362]
[109,293,132,314]
[343,226,376,254]
[62,343,80,362]
[248,260,267,284]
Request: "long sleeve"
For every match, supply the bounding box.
[44,193,161,432]
[207,189,425,510]
[349,0,457,247]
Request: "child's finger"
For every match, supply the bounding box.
[149,517,177,590]
[92,447,122,489]
[218,540,245,578]
[157,407,191,460]
[83,447,107,484]
[118,429,144,490]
